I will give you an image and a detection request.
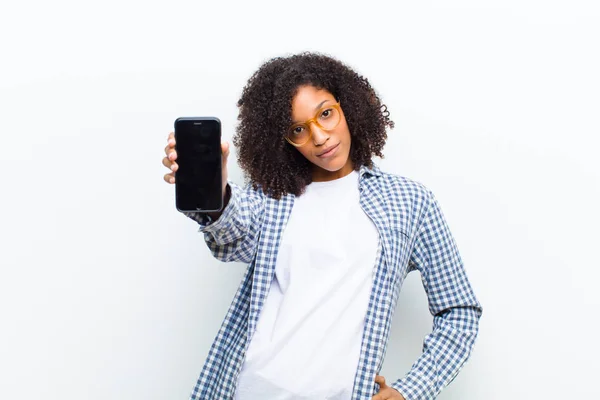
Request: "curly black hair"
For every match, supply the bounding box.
[233,52,394,199]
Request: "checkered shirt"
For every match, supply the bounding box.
[184,163,482,400]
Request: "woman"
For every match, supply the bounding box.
[162,53,482,400]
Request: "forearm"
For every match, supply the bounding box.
[183,182,264,263]
[392,186,482,398]
[391,305,482,399]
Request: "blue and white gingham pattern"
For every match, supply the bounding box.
[186,163,482,400]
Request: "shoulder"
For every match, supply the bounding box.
[230,180,266,198]
[361,165,437,234]
[379,171,431,198]
[362,164,433,206]
[228,181,268,213]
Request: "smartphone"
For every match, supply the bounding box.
[174,117,222,213]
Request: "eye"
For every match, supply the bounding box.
[292,126,305,135]
[320,108,333,118]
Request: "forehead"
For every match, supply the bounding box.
[291,86,335,116]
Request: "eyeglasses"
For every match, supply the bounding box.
[285,102,342,147]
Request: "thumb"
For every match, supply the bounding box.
[375,375,388,388]
[222,141,230,161]
[221,141,230,194]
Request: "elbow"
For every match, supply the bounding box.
[434,304,482,345]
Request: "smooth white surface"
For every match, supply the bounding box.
[236,170,378,399]
[1,1,598,399]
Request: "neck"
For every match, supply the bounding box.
[311,160,354,182]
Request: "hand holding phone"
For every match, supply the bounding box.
[162,119,229,213]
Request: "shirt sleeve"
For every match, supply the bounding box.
[182,181,265,264]
[390,190,483,399]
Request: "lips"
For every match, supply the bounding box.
[317,143,340,157]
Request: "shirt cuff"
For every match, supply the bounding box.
[183,183,237,233]
[391,371,436,400]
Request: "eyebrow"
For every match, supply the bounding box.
[314,99,330,111]
[291,99,332,124]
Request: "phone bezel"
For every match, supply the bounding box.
[174,117,223,213]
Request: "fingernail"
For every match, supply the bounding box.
[170,177,175,183]
[171,164,176,171]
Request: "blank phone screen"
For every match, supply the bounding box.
[174,118,222,212]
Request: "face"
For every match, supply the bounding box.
[289,85,353,182]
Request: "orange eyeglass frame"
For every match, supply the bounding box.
[285,102,343,147]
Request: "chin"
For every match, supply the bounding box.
[314,156,350,172]
[322,162,346,172]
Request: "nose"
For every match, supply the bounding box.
[310,123,329,146]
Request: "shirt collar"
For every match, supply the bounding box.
[359,162,383,180]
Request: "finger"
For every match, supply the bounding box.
[371,388,393,400]
[162,156,178,171]
[166,147,177,161]
[222,141,230,159]
[166,132,176,149]
[163,173,175,184]
[164,140,178,156]
[371,392,385,400]
[164,141,175,153]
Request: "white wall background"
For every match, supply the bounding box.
[1,0,599,399]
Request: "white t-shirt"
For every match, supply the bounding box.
[234,170,380,400]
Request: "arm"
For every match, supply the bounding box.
[391,190,483,399]
[183,181,265,264]
[165,133,261,263]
